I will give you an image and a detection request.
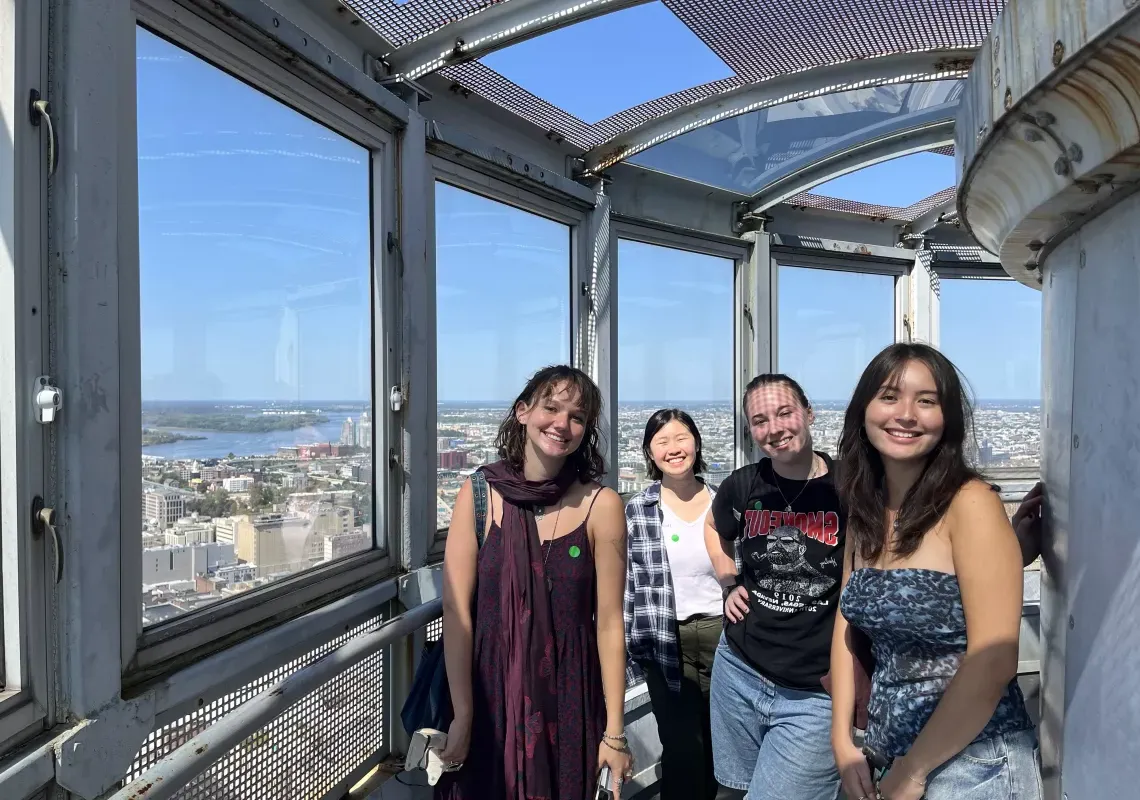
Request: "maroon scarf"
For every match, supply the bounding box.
[480,460,578,800]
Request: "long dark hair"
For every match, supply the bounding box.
[495,364,606,483]
[837,343,979,561]
[641,408,708,481]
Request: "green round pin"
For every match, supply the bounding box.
[671,534,680,542]
[568,545,581,558]
[753,500,764,511]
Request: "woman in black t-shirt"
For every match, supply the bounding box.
[701,373,844,800]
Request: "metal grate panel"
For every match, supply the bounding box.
[591,77,743,143]
[901,186,957,220]
[341,1,999,156]
[663,0,1002,81]
[784,192,910,220]
[424,617,444,643]
[439,61,596,148]
[124,614,387,799]
[784,185,957,222]
[342,0,499,48]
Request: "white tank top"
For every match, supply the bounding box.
[660,501,723,620]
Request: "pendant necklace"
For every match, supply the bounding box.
[773,454,819,512]
[538,501,563,592]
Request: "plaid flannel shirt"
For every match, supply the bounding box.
[624,479,741,692]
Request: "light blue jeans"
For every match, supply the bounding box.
[908,729,1042,800]
[709,635,841,800]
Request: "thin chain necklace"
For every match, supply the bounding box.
[538,500,564,591]
[772,454,819,512]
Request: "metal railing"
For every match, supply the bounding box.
[111,599,443,800]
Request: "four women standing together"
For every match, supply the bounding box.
[437,344,1046,800]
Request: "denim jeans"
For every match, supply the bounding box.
[709,634,841,800]
[911,729,1042,800]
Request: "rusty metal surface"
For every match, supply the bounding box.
[957,0,1140,286]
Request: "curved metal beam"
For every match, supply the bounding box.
[907,196,958,235]
[385,0,653,81]
[582,49,973,175]
[748,103,957,212]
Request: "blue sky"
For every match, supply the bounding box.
[137,16,1042,407]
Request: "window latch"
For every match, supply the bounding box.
[32,375,62,424]
[29,89,58,177]
[31,496,63,585]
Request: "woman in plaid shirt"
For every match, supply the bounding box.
[624,408,727,800]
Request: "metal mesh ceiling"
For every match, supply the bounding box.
[786,185,957,221]
[344,0,1001,150]
[663,0,1002,82]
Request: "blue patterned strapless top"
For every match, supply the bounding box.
[840,568,1033,758]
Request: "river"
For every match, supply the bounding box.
[142,411,363,461]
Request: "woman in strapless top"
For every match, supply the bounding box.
[828,343,1041,800]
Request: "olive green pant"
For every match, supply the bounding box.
[640,615,727,800]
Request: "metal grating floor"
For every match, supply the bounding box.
[123,614,387,799]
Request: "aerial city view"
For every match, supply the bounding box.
[434,400,1043,531]
[137,396,1041,624]
[140,401,375,626]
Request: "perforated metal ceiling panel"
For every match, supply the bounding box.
[345,0,1000,136]
[345,0,992,187]
[342,0,499,47]
[663,0,1002,81]
[785,185,956,222]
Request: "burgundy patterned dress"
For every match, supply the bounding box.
[436,517,606,800]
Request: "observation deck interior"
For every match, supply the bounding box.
[0,0,1131,799]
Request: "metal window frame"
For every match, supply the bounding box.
[610,219,750,472]
[771,253,902,384]
[0,0,52,758]
[123,0,401,682]
[427,157,588,553]
[748,104,957,213]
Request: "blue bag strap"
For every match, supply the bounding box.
[471,470,489,549]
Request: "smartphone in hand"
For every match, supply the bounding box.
[595,764,614,800]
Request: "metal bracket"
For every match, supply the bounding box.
[732,203,771,235]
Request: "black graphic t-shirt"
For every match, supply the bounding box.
[711,452,845,691]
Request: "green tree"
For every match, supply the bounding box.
[248,483,277,510]
[189,488,234,519]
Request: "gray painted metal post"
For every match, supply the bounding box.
[48,0,133,719]
[399,110,434,571]
[907,249,939,346]
[738,231,773,465]
[581,184,617,489]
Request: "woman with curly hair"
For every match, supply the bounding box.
[436,365,633,799]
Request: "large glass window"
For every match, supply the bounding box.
[136,28,374,626]
[938,278,1042,472]
[617,240,736,492]
[777,265,896,454]
[435,182,571,532]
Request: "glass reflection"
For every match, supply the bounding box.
[629,80,962,195]
[938,278,1042,470]
[617,240,736,492]
[435,182,571,532]
[777,265,895,455]
[137,27,374,626]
